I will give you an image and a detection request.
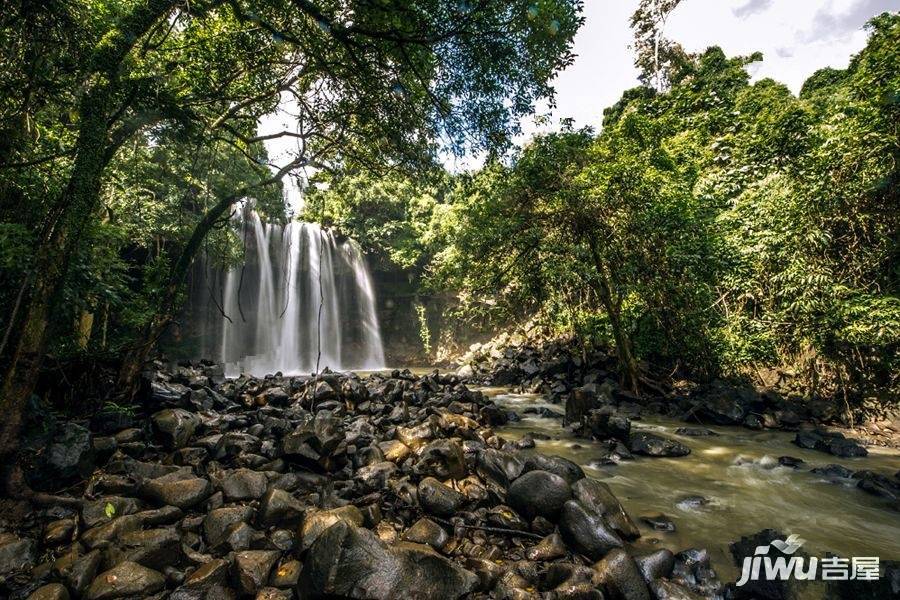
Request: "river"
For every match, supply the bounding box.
[486,387,900,582]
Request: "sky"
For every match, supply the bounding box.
[523,0,897,135]
[262,0,898,174]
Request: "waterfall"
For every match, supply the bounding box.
[195,205,385,377]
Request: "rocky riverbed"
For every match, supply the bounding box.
[1,359,897,599]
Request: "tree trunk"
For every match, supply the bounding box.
[585,238,640,396]
[115,191,243,397]
[0,0,178,463]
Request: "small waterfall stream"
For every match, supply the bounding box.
[192,205,385,377]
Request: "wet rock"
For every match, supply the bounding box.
[300,506,364,552]
[793,429,867,458]
[221,468,268,501]
[507,470,572,521]
[675,427,718,437]
[828,437,868,458]
[54,549,102,595]
[173,558,230,598]
[46,422,95,480]
[270,559,302,588]
[853,470,899,500]
[640,514,676,532]
[106,527,182,571]
[728,529,804,599]
[811,464,854,479]
[151,408,201,449]
[587,408,631,441]
[233,550,280,596]
[379,440,411,464]
[0,533,37,574]
[355,461,397,491]
[522,454,585,485]
[558,500,624,561]
[142,473,211,509]
[592,548,651,600]
[649,578,706,599]
[827,559,900,600]
[566,384,600,424]
[476,449,525,490]
[634,548,675,582]
[591,440,634,465]
[203,506,253,544]
[26,583,70,600]
[525,532,567,561]
[777,456,804,469]
[571,478,640,540]
[627,432,690,457]
[413,439,467,480]
[82,497,141,528]
[402,518,449,550]
[43,518,76,546]
[257,488,304,528]
[688,380,755,425]
[85,561,166,600]
[675,495,710,510]
[418,477,466,518]
[299,520,478,599]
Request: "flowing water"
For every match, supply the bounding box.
[190,207,384,377]
[487,388,900,580]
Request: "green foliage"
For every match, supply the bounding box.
[359,14,900,405]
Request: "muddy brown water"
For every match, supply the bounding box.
[481,387,900,582]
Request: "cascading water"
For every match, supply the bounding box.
[191,202,385,377]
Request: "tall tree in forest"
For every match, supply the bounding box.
[0,0,583,487]
[629,0,685,91]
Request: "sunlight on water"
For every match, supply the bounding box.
[487,389,900,580]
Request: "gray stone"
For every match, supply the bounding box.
[417,477,466,518]
[507,469,572,521]
[299,520,478,599]
[151,408,201,449]
[85,561,166,600]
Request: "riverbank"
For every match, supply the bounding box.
[2,361,897,599]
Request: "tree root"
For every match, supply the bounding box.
[2,462,84,508]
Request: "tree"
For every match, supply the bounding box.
[629,0,686,91]
[0,0,584,475]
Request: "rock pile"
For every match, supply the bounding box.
[1,362,723,599]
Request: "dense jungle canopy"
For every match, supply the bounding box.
[0,0,898,468]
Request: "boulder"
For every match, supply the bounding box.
[26,583,70,600]
[592,548,652,600]
[525,532,567,561]
[233,550,280,596]
[476,449,524,490]
[204,506,256,546]
[413,439,466,480]
[84,561,165,600]
[151,408,201,449]
[571,478,640,540]
[46,423,95,480]
[300,506,364,552]
[627,432,690,457]
[417,477,466,518]
[0,533,37,575]
[298,520,478,599]
[257,488,305,528]
[402,518,449,550]
[558,500,624,561]
[506,470,572,521]
[221,468,268,501]
[142,473,211,509]
[522,454,585,485]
